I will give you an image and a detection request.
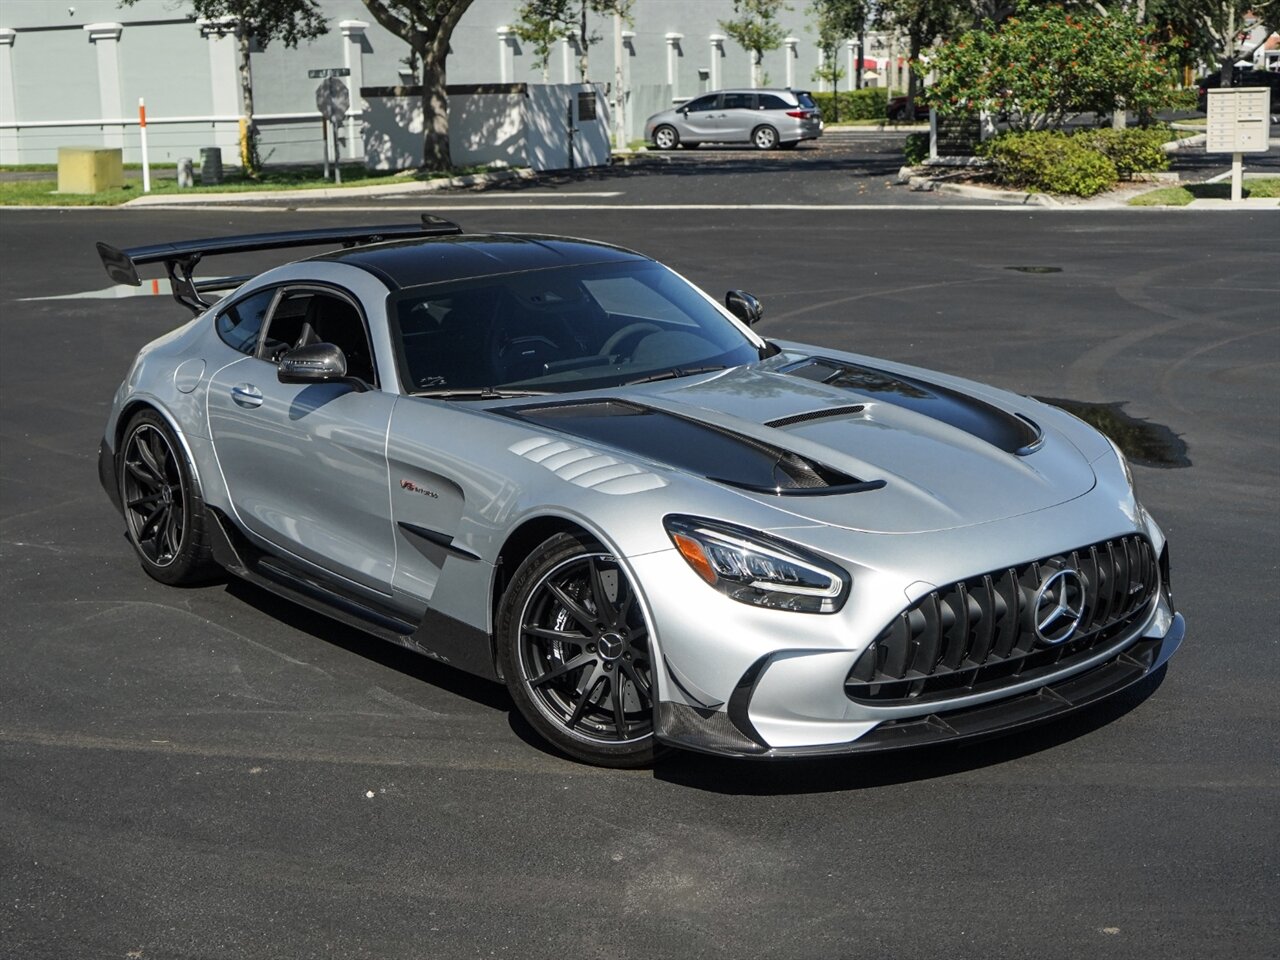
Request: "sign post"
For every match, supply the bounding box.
[1206,87,1272,202]
[310,68,351,183]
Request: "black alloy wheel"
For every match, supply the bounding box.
[118,410,215,585]
[499,534,661,767]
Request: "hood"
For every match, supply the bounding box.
[500,357,1096,534]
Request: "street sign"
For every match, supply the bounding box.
[315,77,350,124]
[308,67,351,79]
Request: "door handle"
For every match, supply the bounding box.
[231,383,263,408]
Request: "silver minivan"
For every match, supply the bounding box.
[645,89,823,150]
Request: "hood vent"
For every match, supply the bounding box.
[501,398,884,496]
[782,358,1043,455]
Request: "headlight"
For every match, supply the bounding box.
[663,515,849,614]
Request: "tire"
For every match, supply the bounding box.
[752,125,779,150]
[497,533,662,768]
[118,409,216,586]
[652,124,679,150]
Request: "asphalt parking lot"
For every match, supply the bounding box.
[1,188,1278,959]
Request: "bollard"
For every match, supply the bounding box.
[200,147,223,185]
[177,157,194,188]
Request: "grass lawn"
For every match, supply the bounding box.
[1128,177,1280,206]
[0,163,494,206]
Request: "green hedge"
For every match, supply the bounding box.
[1078,126,1172,178]
[903,132,930,165]
[810,88,890,122]
[979,131,1118,197]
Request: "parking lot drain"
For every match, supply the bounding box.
[1005,266,1063,274]
[1037,398,1190,468]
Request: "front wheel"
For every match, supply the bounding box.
[118,409,216,585]
[652,124,679,150]
[752,125,779,150]
[497,534,662,768]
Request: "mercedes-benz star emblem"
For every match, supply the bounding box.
[1033,568,1086,645]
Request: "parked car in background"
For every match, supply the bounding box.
[1196,69,1280,117]
[886,92,931,122]
[646,89,823,150]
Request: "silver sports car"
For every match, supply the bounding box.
[97,217,1184,767]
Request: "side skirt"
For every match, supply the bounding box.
[206,507,498,681]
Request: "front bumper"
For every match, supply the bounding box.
[656,611,1184,759]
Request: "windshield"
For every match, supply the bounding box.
[390,260,762,396]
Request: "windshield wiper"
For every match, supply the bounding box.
[622,364,728,386]
[412,387,554,400]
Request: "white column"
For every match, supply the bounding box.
[84,22,124,150]
[199,18,241,158]
[708,34,725,90]
[0,29,17,164]
[783,36,797,89]
[496,25,514,84]
[561,37,574,83]
[339,20,368,160]
[665,33,683,100]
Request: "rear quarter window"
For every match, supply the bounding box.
[215,288,275,355]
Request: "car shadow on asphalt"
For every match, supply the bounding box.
[224,578,513,712]
[224,576,1166,791]
[651,667,1167,795]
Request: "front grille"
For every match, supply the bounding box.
[846,535,1158,704]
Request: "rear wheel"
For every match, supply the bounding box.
[118,409,216,585]
[497,533,661,768]
[652,124,679,150]
[752,125,780,150]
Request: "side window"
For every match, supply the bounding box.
[758,94,789,110]
[260,288,377,386]
[215,288,275,355]
[723,93,755,110]
[684,95,718,113]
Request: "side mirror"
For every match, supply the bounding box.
[278,342,348,384]
[725,290,763,326]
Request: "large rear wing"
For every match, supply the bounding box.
[96,214,463,314]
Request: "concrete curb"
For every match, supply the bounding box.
[1162,133,1207,153]
[121,166,537,207]
[899,168,1057,206]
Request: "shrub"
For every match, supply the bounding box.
[810,88,889,122]
[980,130,1117,197]
[903,132,930,165]
[1079,126,1172,178]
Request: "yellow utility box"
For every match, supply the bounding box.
[56,146,125,193]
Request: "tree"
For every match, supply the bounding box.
[511,0,633,82]
[720,0,792,88]
[811,0,871,98]
[1146,1,1278,83]
[925,3,1182,129]
[361,1,475,172]
[121,0,327,176]
[876,0,964,118]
